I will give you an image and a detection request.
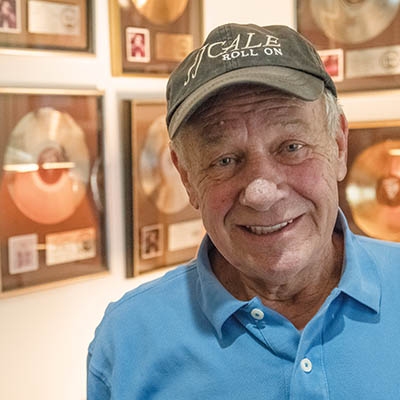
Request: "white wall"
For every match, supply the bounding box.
[0,1,295,399]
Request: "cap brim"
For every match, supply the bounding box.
[168,66,324,139]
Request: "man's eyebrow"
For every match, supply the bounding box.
[194,121,233,146]
[262,117,311,134]
[280,119,310,129]
[192,116,311,148]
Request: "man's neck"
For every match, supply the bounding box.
[211,235,344,330]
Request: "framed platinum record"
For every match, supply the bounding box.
[123,100,204,276]
[339,120,400,242]
[297,0,400,92]
[0,88,107,296]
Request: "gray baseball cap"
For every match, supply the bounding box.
[166,23,336,139]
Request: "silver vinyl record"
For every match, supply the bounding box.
[139,114,189,214]
[310,0,400,44]
[131,0,188,24]
[3,107,90,224]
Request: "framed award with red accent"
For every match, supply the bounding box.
[0,88,107,296]
[123,100,204,276]
[339,120,400,242]
[108,0,203,76]
[297,0,400,92]
[0,0,92,53]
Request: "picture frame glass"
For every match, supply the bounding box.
[109,0,203,76]
[126,100,204,276]
[0,89,107,295]
[296,0,400,92]
[0,0,92,52]
[339,121,400,242]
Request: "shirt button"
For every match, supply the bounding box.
[300,358,313,373]
[250,308,265,320]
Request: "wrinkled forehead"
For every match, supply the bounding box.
[183,84,321,134]
[191,84,308,116]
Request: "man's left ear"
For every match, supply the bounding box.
[336,113,349,182]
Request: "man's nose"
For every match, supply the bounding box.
[239,177,286,211]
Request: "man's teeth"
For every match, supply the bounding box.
[247,220,293,235]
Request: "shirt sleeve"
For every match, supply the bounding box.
[87,363,111,400]
[87,347,111,400]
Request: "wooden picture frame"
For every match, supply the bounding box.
[296,0,400,92]
[108,0,203,76]
[0,0,92,53]
[123,100,203,276]
[339,120,400,242]
[0,88,107,296]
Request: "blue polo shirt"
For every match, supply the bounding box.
[87,212,400,399]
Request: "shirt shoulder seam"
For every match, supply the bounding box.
[106,263,198,314]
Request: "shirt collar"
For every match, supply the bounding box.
[336,210,381,313]
[195,210,382,338]
[196,236,248,339]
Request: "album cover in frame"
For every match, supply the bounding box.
[0,88,107,296]
[123,100,204,276]
[339,120,400,242]
[0,0,92,53]
[108,0,203,76]
[296,0,400,92]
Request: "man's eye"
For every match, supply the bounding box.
[286,143,303,152]
[218,157,234,166]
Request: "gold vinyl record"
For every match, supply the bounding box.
[131,0,188,24]
[310,0,400,44]
[139,114,189,214]
[346,139,400,241]
[3,107,90,224]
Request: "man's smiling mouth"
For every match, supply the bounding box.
[245,219,294,235]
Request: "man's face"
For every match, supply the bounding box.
[172,86,348,284]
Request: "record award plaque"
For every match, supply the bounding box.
[0,88,107,295]
[0,0,92,52]
[108,0,203,76]
[297,0,400,92]
[124,100,203,276]
[339,121,400,242]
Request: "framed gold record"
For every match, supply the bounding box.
[297,0,400,92]
[339,120,400,242]
[123,100,203,276]
[0,88,107,296]
[108,0,203,76]
[0,0,93,53]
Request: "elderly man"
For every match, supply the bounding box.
[88,24,400,399]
